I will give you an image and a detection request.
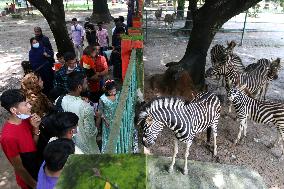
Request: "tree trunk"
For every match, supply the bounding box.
[28,0,74,54]
[177,0,185,19]
[177,0,262,89]
[91,0,112,23]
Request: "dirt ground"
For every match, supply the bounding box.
[143,28,284,188]
[0,7,284,189]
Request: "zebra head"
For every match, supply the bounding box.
[228,85,246,102]
[225,40,237,55]
[268,58,281,80]
[138,110,164,148]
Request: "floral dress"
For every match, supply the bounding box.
[98,92,120,153]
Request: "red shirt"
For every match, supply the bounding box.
[81,55,108,92]
[0,119,39,189]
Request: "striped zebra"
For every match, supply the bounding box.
[138,92,221,175]
[209,41,244,86]
[206,57,281,101]
[228,87,284,157]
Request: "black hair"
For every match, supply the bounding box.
[119,16,124,23]
[48,87,67,103]
[54,112,79,137]
[104,80,116,96]
[0,89,26,113]
[43,138,75,172]
[83,46,94,56]
[67,72,86,92]
[115,26,125,35]
[30,37,38,45]
[64,52,76,62]
[72,18,77,22]
[114,18,119,23]
[56,52,64,58]
[34,27,42,32]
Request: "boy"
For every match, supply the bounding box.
[0,89,41,189]
[53,52,65,72]
[36,138,75,189]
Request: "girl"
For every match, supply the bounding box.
[96,80,120,153]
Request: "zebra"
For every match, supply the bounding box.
[206,57,281,104]
[138,92,221,175]
[228,86,284,157]
[209,41,244,86]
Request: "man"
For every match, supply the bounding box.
[36,138,75,189]
[0,89,41,189]
[83,45,108,103]
[34,27,54,59]
[54,52,84,93]
[57,72,100,154]
[71,18,85,60]
[96,22,109,53]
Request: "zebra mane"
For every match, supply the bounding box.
[142,92,213,112]
[141,96,188,112]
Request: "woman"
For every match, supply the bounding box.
[21,73,55,163]
[21,72,53,118]
[96,80,120,153]
[29,37,54,95]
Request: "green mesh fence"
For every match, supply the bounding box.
[106,49,144,154]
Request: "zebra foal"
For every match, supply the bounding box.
[228,87,284,157]
[138,92,221,175]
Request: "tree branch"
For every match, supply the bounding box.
[28,0,52,16]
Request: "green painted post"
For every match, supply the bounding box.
[240,11,248,46]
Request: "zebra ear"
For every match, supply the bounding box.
[137,111,147,126]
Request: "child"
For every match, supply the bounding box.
[36,138,75,189]
[96,80,120,153]
[53,52,65,72]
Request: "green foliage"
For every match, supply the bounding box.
[57,154,147,189]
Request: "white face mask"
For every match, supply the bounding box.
[32,43,39,48]
[67,67,76,72]
[16,113,31,120]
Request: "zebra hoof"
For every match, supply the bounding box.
[183,169,188,175]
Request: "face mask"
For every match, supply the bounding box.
[16,113,31,120]
[67,66,76,72]
[32,43,39,48]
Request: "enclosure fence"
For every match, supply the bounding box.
[106,49,144,154]
[143,9,284,43]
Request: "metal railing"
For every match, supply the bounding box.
[106,49,144,154]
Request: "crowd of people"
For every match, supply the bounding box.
[0,16,129,189]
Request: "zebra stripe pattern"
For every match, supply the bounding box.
[138,92,221,174]
[228,87,284,157]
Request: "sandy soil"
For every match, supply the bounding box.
[0,7,284,189]
[143,25,284,188]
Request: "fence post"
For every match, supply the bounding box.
[240,11,248,46]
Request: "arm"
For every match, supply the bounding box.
[10,156,37,189]
[97,57,108,77]
[29,113,41,144]
[106,36,109,47]
[82,104,97,137]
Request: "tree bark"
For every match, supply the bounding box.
[91,0,112,23]
[28,0,74,54]
[177,0,262,89]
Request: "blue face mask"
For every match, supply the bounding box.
[16,113,31,120]
[32,43,40,48]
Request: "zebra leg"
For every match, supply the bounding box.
[234,120,244,144]
[169,138,178,173]
[243,118,248,138]
[183,141,192,175]
[213,132,218,156]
